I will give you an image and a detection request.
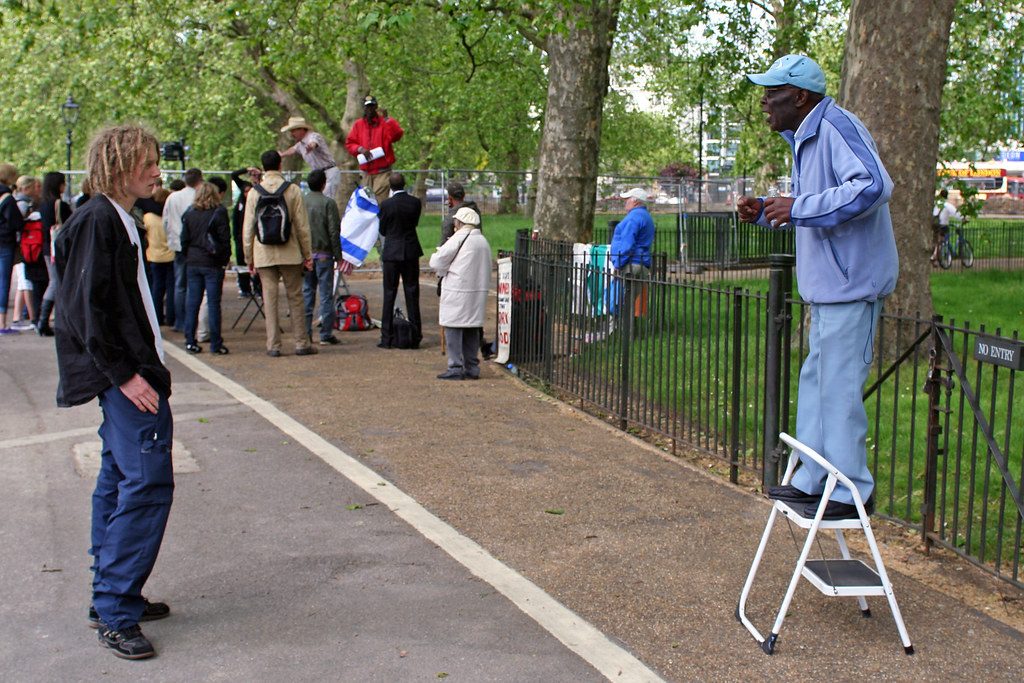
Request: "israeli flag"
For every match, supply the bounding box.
[339,186,380,267]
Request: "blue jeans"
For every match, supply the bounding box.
[148,261,175,326]
[173,252,188,331]
[185,265,224,350]
[92,385,174,630]
[0,244,14,316]
[302,257,336,340]
[791,300,882,505]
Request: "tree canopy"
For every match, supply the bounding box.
[0,1,1020,186]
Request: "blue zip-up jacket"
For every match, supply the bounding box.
[755,97,898,304]
[609,206,655,269]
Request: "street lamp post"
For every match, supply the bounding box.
[61,94,80,197]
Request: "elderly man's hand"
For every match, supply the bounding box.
[763,196,795,227]
[737,196,763,223]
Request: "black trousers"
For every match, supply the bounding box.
[380,258,422,346]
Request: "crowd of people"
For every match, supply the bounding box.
[23,94,490,661]
[0,94,492,381]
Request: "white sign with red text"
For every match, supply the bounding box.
[495,258,512,364]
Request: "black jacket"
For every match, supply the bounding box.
[54,195,170,407]
[181,205,231,268]
[378,191,423,262]
[0,184,23,249]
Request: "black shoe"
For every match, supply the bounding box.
[377,342,392,349]
[267,349,281,357]
[295,347,318,356]
[37,325,54,337]
[185,343,202,354]
[98,623,155,659]
[319,336,341,346]
[480,342,493,361]
[767,484,821,506]
[802,495,875,520]
[437,369,465,380]
[89,599,171,629]
[212,346,230,355]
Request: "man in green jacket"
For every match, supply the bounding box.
[302,168,342,345]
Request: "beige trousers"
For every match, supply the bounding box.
[258,264,311,352]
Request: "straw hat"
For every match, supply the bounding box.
[280,116,311,133]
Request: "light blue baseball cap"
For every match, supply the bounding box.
[746,54,826,95]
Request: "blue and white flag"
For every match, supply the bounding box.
[339,186,379,267]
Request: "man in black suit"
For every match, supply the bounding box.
[378,172,423,348]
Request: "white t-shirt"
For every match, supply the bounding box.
[933,201,962,227]
[162,185,196,252]
[107,195,166,364]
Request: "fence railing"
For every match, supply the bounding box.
[939,221,1024,273]
[508,238,1024,588]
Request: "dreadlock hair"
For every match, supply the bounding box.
[85,124,160,198]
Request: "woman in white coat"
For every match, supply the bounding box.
[429,207,491,380]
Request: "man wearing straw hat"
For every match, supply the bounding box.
[280,116,342,203]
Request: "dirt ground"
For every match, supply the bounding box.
[192,268,1023,678]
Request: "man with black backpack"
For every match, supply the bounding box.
[242,150,314,357]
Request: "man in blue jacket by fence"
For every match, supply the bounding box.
[737,54,899,520]
[610,188,655,333]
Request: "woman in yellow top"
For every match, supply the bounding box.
[144,188,174,326]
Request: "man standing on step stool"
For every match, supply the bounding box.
[737,55,899,521]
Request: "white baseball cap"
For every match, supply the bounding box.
[453,206,481,226]
[620,188,649,202]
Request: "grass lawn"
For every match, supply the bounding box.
[704,269,1023,336]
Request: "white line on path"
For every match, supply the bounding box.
[0,405,247,450]
[165,344,665,683]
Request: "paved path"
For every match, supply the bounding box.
[0,333,651,682]
[2,273,1023,682]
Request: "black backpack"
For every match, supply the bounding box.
[253,181,291,245]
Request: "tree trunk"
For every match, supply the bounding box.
[839,0,956,339]
[533,1,620,241]
[335,59,370,203]
[498,148,522,215]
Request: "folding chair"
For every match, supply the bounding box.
[231,268,265,334]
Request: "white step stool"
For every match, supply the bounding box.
[737,432,914,656]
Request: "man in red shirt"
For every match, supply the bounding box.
[345,95,404,206]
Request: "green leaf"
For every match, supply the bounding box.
[545,509,564,515]
[346,504,363,510]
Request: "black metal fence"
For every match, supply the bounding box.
[508,239,1024,588]
[591,215,1024,275]
[941,220,1024,272]
[592,213,795,271]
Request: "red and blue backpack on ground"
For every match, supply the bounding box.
[336,294,373,331]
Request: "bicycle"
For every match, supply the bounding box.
[938,222,974,269]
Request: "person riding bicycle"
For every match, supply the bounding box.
[930,189,962,267]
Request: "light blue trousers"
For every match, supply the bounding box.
[790,300,881,505]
